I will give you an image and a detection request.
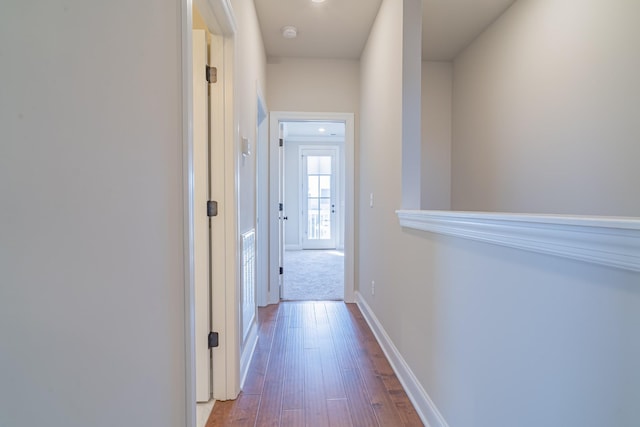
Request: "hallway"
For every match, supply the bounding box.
[206,302,423,426]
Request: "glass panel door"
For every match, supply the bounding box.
[302,148,337,249]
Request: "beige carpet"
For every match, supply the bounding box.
[282,250,344,300]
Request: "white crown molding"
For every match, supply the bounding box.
[396,210,640,273]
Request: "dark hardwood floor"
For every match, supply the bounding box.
[206,301,423,427]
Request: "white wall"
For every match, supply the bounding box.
[382,230,640,427]
[401,0,423,209]
[266,57,359,206]
[266,57,360,114]
[451,0,640,216]
[231,0,267,235]
[421,61,452,210]
[0,1,186,426]
[358,0,405,353]
[267,57,359,286]
[229,0,267,384]
[360,0,640,426]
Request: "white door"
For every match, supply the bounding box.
[193,29,211,403]
[301,148,338,250]
[278,123,286,298]
[208,32,229,400]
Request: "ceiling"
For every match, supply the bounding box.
[283,121,345,138]
[256,0,516,138]
[254,0,516,61]
[422,0,516,60]
[254,0,383,59]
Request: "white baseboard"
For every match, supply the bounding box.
[240,321,258,390]
[284,244,302,251]
[355,292,449,427]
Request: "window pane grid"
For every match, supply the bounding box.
[307,154,332,241]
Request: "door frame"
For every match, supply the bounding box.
[256,86,270,307]
[182,1,239,426]
[267,112,356,305]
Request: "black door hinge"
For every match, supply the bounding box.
[279,138,283,147]
[207,200,218,217]
[279,267,283,275]
[279,203,283,212]
[208,332,219,349]
[206,65,217,84]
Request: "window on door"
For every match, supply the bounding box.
[302,148,337,249]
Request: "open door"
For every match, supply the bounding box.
[277,122,286,299]
[193,29,211,403]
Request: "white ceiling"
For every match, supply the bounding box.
[284,121,345,138]
[254,0,383,59]
[422,0,516,60]
[254,0,516,61]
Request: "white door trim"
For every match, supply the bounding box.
[256,85,269,307]
[268,112,356,304]
[180,4,196,425]
[182,1,238,426]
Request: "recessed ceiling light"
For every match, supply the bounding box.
[281,26,297,39]
[311,0,326,3]
[318,127,326,133]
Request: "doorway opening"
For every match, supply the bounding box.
[282,122,345,300]
[267,112,355,304]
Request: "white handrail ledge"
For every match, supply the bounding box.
[396,210,640,273]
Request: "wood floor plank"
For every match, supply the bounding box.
[253,304,290,427]
[228,394,260,427]
[378,361,424,425]
[325,303,359,373]
[316,303,347,400]
[282,325,305,410]
[345,304,408,426]
[304,347,330,426]
[341,368,380,426]
[205,400,234,427]
[327,399,354,427]
[332,304,380,425]
[281,409,305,427]
[206,302,423,427]
[389,394,425,427]
[302,302,319,349]
[363,373,406,426]
[256,305,278,353]
[289,302,301,327]
[243,304,278,394]
[241,347,267,395]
